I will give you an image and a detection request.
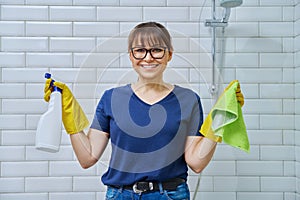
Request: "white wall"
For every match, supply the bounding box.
[295,1,300,200]
[0,0,297,200]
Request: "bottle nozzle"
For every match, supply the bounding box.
[44,73,62,93]
[45,73,51,79]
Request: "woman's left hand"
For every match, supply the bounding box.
[236,83,244,107]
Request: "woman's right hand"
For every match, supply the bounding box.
[43,78,89,134]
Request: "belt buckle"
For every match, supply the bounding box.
[132,182,154,194]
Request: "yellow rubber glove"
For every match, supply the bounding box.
[200,111,223,142]
[44,78,53,102]
[225,80,244,107]
[236,84,244,107]
[44,79,89,134]
[200,80,245,142]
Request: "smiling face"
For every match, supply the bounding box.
[128,22,173,83]
[129,40,172,83]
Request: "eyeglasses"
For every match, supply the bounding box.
[131,47,167,60]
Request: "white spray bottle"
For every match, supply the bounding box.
[35,73,62,153]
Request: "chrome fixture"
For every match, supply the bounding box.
[204,0,243,95]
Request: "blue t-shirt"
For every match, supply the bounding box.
[91,84,204,186]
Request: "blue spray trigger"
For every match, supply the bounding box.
[53,86,62,93]
[44,73,62,93]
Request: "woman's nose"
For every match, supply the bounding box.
[144,51,154,62]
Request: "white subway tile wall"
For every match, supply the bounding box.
[0,1,299,200]
[295,1,300,200]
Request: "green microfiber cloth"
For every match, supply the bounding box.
[200,80,250,153]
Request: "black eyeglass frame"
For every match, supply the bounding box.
[130,46,168,60]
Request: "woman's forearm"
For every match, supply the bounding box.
[70,129,109,169]
[185,136,217,173]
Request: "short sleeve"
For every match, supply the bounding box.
[190,94,204,137]
[90,91,110,133]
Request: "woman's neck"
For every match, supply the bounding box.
[131,79,174,105]
[132,79,172,93]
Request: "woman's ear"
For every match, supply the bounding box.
[167,51,173,62]
[129,51,134,62]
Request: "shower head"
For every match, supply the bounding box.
[219,0,242,8]
[219,0,242,23]
[205,0,243,26]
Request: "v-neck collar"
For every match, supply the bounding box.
[128,84,176,106]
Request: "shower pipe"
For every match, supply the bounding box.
[205,0,242,97]
[191,2,242,199]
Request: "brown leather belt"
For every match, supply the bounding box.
[110,178,185,194]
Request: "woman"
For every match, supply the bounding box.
[44,22,242,200]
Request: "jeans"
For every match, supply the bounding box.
[105,182,190,200]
